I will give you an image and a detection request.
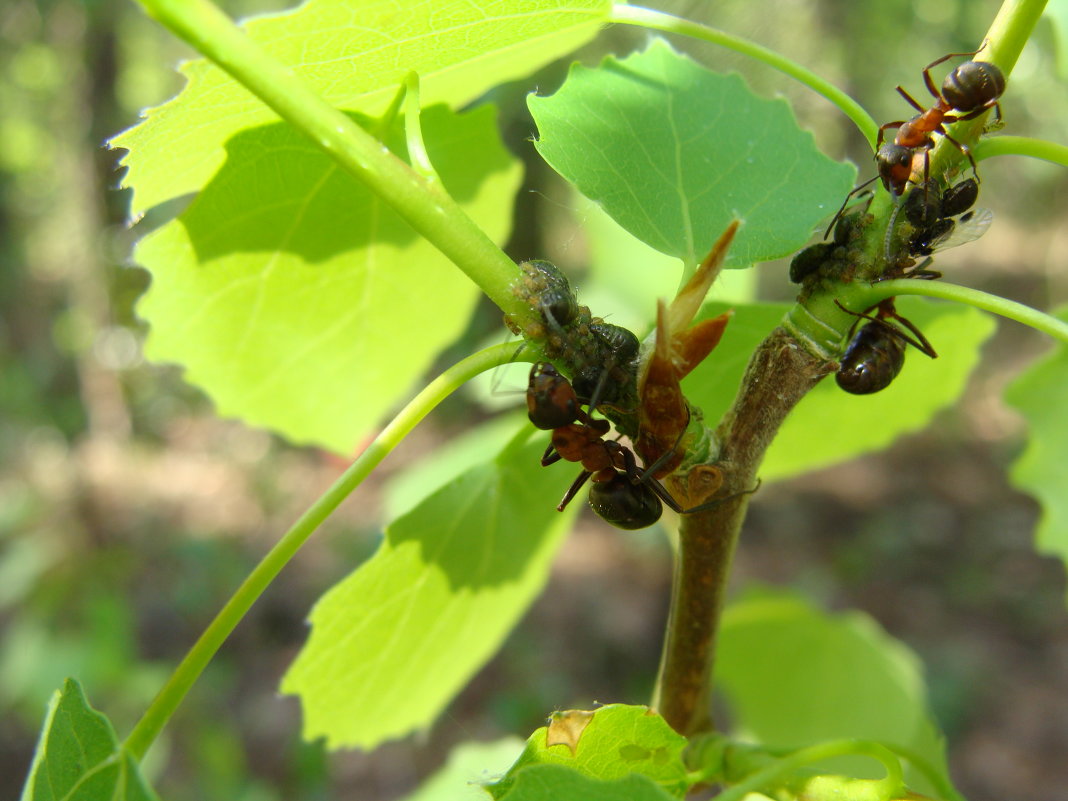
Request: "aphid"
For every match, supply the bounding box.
[790,242,835,284]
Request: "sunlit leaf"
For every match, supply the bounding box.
[112,0,611,214]
[717,589,949,794]
[135,105,519,453]
[400,738,525,801]
[489,705,689,799]
[528,39,855,268]
[1005,307,1068,575]
[495,765,679,801]
[281,436,577,749]
[20,679,158,801]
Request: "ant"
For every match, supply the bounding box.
[876,48,1004,195]
[526,362,752,529]
[826,48,1004,239]
[835,299,937,395]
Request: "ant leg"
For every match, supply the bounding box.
[556,470,593,512]
[903,256,942,281]
[637,411,692,483]
[541,442,562,467]
[834,298,881,332]
[895,86,927,114]
[921,48,983,98]
[952,101,1000,123]
[876,121,906,149]
[824,176,878,239]
[837,300,937,360]
[678,479,763,515]
[938,132,979,180]
[901,258,944,284]
[887,311,939,359]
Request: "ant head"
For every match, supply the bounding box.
[526,362,579,430]
[876,144,913,194]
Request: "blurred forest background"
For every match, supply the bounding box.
[2,0,1067,799]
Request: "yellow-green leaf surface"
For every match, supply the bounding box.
[281,436,576,749]
[528,39,855,268]
[112,0,611,214]
[20,679,158,801]
[400,738,525,801]
[496,765,679,801]
[489,705,690,800]
[717,589,949,794]
[135,105,519,452]
[678,299,996,482]
[1006,307,1068,573]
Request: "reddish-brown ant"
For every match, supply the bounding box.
[525,362,754,529]
[834,299,938,394]
[876,48,1004,195]
[826,48,1004,240]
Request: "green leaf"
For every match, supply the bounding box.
[677,299,996,482]
[528,39,855,268]
[1005,307,1068,574]
[112,0,611,214]
[400,738,525,801]
[281,436,577,749]
[134,105,519,453]
[489,704,690,799]
[496,765,679,801]
[765,298,997,481]
[20,679,158,801]
[716,589,949,794]
[384,415,527,520]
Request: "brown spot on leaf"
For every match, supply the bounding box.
[546,709,596,755]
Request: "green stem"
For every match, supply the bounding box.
[715,740,905,801]
[926,0,1048,179]
[608,4,877,144]
[133,0,532,326]
[975,135,1068,167]
[858,279,1068,344]
[122,343,517,760]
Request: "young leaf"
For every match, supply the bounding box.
[112,0,612,214]
[716,589,950,795]
[1005,308,1068,574]
[488,705,690,799]
[134,105,520,453]
[20,679,158,801]
[280,437,577,749]
[495,765,680,801]
[528,39,855,268]
[678,299,996,481]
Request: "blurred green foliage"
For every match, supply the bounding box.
[2,1,1066,799]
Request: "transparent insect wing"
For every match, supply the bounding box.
[931,207,993,252]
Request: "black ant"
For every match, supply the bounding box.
[526,362,753,529]
[835,299,938,395]
[876,48,1004,195]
